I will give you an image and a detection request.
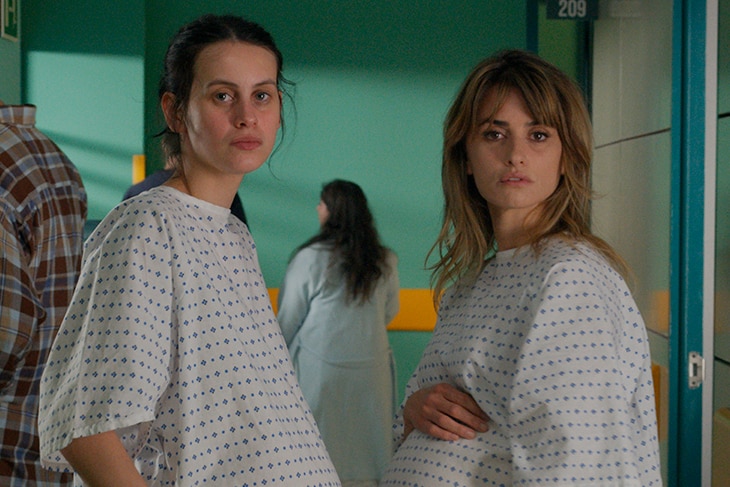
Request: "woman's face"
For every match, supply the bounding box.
[316,199,329,226]
[165,40,281,180]
[465,88,563,229]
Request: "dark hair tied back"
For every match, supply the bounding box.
[156,14,292,169]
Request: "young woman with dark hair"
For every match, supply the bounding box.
[38,14,339,486]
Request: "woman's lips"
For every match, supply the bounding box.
[500,172,530,184]
[232,137,262,150]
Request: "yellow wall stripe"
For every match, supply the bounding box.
[387,288,437,331]
[268,288,437,332]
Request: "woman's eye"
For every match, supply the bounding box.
[531,131,550,141]
[254,91,272,102]
[484,130,504,141]
[215,92,232,102]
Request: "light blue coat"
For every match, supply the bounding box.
[277,243,400,481]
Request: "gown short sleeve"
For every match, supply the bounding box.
[39,200,176,467]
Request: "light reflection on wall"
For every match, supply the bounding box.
[25,51,144,220]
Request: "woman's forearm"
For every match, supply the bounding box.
[61,430,147,487]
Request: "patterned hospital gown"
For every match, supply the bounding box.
[380,239,662,486]
[38,186,340,486]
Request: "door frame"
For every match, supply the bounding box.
[669,0,717,485]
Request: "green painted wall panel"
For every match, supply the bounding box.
[143,0,527,289]
[140,1,528,400]
[389,331,434,404]
[0,35,20,103]
[21,0,531,404]
[22,0,145,220]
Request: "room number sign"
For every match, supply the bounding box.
[546,0,598,20]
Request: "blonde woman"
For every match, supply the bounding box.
[380,50,661,486]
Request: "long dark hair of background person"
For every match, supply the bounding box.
[297,179,389,303]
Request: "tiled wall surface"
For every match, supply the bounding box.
[591,0,673,482]
[592,1,730,483]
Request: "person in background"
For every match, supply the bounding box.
[123,160,247,224]
[37,14,340,486]
[0,101,87,486]
[277,179,399,487]
[379,50,662,486]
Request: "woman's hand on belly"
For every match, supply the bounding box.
[403,383,490,441]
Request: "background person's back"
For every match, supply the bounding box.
[0,102,87,486]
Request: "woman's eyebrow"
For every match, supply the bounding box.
[205,78,277,89]
[476,118,539,128]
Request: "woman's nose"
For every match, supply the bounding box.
[506,138,526,165]
[234,101,257,127]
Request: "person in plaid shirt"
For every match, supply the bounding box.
[0,101,87,486]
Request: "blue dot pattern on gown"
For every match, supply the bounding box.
[379,239,662,487]
[38,186,341,486]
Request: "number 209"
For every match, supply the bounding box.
[558,0,587,18]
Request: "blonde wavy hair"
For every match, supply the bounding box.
[428,49,629,303]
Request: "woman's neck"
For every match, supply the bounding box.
[491,216,532,251]
[165,171,242,209]
[490,205,547,251]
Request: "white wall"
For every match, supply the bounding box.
[590,0,674,482]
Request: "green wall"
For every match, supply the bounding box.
[143,1,527,289]
[0,27,20,103]
[143,2,527,398]
[536,0,590,97]
[22,0,145,220]
[21,1,530,402]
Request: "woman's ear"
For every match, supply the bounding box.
[161,92,184,133]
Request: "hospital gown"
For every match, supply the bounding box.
[380,238,662,486]
[278,244,399,481]
[38,186,340,486]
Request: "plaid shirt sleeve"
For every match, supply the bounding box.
[0,206,43,390]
